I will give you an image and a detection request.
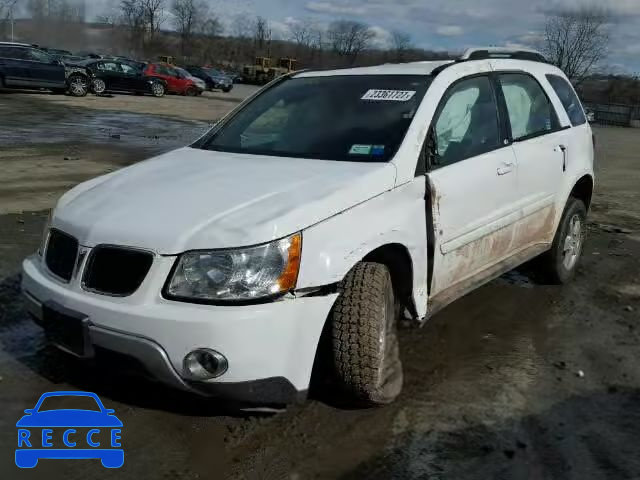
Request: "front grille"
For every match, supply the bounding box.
[45,229,79,281]
[83,246,153,296]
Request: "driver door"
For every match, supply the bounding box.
[426,75,521,299]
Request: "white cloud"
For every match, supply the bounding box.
[436,25,464,37]
[369,25,393,48]
[306,1,367,16]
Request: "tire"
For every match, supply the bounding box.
[150,82,165,98]
[222,86,231,93]
[67,74,88,97]
[185,87,197,97]
[91,78,106,95]
[330,262,403,406]
[537,197,587,284]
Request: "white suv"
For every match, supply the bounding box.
[22,48,594,407]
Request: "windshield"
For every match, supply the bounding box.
[201,75,430,162]
[205,68,223,77]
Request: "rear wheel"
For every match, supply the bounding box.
[91,78,106,95]
[222,86,232,93]
[330,262,403,406]
[68,74,88,97]
[185,87,197,97]
[150,82,165,97]
[537,197,587,284]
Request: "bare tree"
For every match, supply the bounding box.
[253,16,271,53]
[289,18,314,49]
[391,31,412,62]
[327,20,374,64]
[142,0,165,40]
[542,7,610,83]
[120,0,146,52]
[172,0,207,56]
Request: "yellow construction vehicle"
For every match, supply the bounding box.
[242,57,272,85]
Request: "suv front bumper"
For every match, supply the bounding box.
[22,254,337,404]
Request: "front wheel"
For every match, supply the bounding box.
[91,78,106,95]
[67,74,88,97]
[330,262,403,406]
[537,197,587,284]
[185,87,197,97]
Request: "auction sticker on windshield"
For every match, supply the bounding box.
[361,89,416,101]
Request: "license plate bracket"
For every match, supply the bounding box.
[42,301,93,358]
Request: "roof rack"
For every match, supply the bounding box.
[460,47,547,63]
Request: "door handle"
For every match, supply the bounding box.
[497,162,514,176]
[558,145,567,172]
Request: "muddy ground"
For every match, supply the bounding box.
[0,89,639,480]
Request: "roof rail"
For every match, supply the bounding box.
[461,47,547,63]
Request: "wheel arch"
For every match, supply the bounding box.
[361,243,417,319]
[569,174,594,210]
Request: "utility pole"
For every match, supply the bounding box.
[10,5,14,42]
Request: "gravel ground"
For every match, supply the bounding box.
[0,89,639,479]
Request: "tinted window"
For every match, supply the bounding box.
[0,46,28,59]
[26,48,53,63]
[433,76,500,166]
[546,74,587,126]
[498,73,559,141]
[97,62,119,72]
[203,75,430,162]
[120,63,137,75]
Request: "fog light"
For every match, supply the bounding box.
[183,349,228,380]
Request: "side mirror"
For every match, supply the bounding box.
[105,409,115,414]
[425,126,440,168]
[24,409,34,414]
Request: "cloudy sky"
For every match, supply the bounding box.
[87,0,640,72]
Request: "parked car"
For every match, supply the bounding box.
[22,48,595,407]
[75,59,166,97]
[144,62,201,96]
[175,66,206,94]
[0,42,88,96]
[185,66,233,92]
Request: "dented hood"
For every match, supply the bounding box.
[53,147,396,254]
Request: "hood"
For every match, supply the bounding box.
[54,148,396,254]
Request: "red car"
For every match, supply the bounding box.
[143,63,200,96]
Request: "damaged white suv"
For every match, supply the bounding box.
[23,48,595,407]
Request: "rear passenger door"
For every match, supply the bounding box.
[0,46,31,86]
[23,48,66,88]
[495,73,568,249]
[426,75,521,297]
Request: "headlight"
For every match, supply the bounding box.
[38,210,52,256]
[165,233,301,302]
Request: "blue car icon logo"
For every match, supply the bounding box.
[16,391,123,468]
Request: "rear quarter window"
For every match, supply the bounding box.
[546,74,587,126]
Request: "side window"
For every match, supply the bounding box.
[434,76,501,166]
[26,48,53,63]
[498,73,559,141]
[546,74,587,126]
[120,63,137,75]
[97,62,119,72]
[3,47,29,60]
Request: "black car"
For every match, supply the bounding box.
[0,42,89,96]
[185,66,233,92]
[77,59,166,97]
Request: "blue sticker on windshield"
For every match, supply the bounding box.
[371,145,385,156]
